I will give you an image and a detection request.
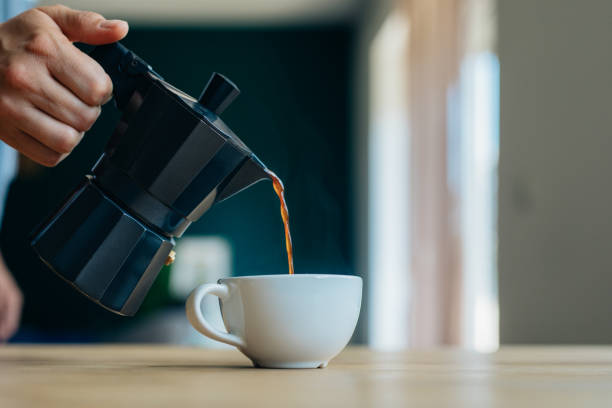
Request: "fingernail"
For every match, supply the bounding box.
[100,19,128,29]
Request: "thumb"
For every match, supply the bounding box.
[37,5,128,45]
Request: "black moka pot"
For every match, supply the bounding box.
[30,43,270,316]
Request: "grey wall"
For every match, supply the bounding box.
[499,0,612,343]
[352,0,392,344]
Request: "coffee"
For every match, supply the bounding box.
[265,170,295,275]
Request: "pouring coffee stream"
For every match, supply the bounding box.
[31,42,295,316]
[265,169,295,275]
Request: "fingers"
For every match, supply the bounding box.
[0,5,128,167]
[47,46,113,107]
[0,44,96,166]
[28,74,101,132]
[1,127,69,167]
[36,5,128,45]
[17,104,84,155]
[12,7,118,106]
[2,17,111,120]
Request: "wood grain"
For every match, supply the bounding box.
[1,345,611,407]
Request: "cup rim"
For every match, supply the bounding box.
[219,274,362,282]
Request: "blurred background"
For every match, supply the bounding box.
[0,0,611,350]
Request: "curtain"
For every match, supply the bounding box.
[402,0,462,347]
[399,0,497,347]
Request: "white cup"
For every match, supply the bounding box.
[186,274,362,368]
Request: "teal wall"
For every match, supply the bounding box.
[0,25,355,333]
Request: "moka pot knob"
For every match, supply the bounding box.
[198,72,240,115]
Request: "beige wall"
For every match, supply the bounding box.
[499,0,612,343]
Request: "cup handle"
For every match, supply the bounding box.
[185,283,245,348]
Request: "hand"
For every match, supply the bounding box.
[0,253,22,341]
[0,5,128,166]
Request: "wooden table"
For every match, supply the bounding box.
[1,345,611,407]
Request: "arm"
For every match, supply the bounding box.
[0,251,22,341]
[0,5,128,166]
